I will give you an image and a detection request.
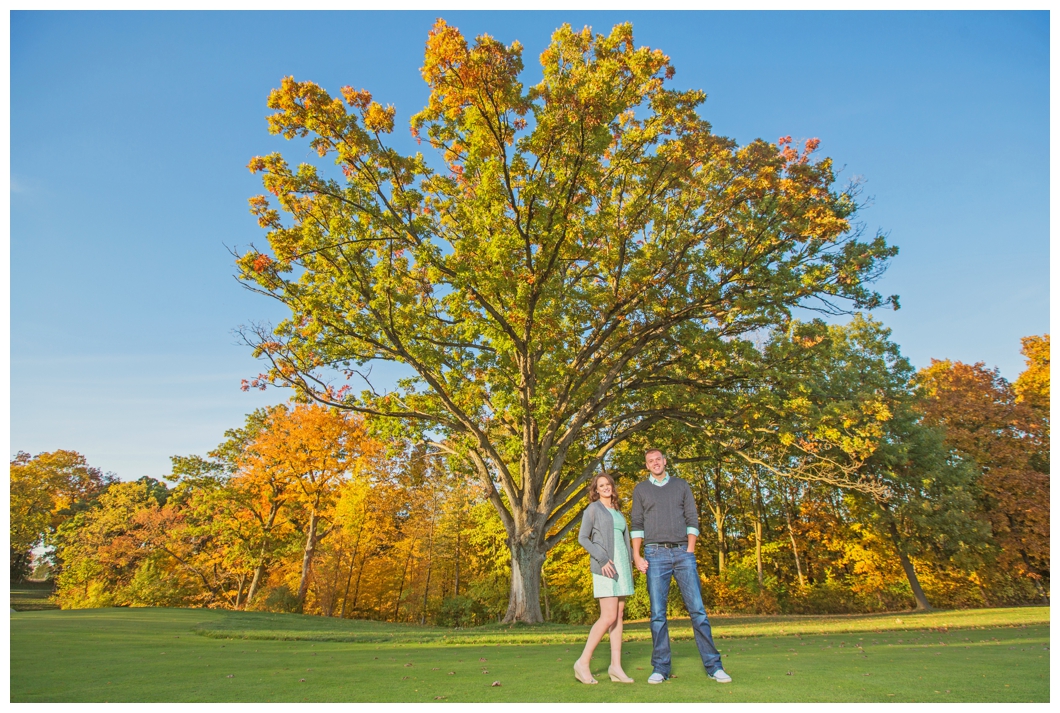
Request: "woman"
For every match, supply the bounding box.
[573,471,635,684]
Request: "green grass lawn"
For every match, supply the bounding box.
[10,606,1049,702]
[10,580,59,612]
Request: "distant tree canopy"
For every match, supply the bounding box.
[9,450,114,580]
[235,19,897,622]
[917,348,1050,601]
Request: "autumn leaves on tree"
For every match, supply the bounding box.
[236,19,897,623]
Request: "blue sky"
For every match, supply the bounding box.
[11,11,1049,480]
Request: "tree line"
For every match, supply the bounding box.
[11,328,1048,624]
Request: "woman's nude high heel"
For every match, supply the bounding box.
[608,666,634,683]
[573,660,598,684]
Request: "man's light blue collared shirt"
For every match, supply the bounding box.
[630,472,700,540]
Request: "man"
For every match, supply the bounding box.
[631,448,731,684]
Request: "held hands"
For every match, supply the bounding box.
[601,561,617,578]
[634,556,648,574]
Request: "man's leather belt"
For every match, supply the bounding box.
[647,542,686,548]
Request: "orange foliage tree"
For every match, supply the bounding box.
[240,404,379,609]
[917,345,1050,602]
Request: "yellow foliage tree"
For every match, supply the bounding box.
[9,450,113,580]
[242,404,380,609]
[1015,334,1049,413]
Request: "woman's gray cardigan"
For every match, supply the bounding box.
[578,500,633,579]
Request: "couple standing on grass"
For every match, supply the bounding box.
[574,448,731,686]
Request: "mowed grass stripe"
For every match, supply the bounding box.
[190,605,1051,644]
[10,607,1049,702]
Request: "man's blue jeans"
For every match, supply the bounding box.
[645,544,723,676]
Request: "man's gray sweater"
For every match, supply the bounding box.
[630,476,699,544]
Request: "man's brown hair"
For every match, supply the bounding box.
[645,448,666,459]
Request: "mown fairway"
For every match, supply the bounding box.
[10,581,59,612]
[10,606,1049,702]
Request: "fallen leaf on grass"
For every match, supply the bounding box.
[300,678,306,682]
[226,675,234,679]
[479,658,487,662]
[435,696,447,700]
[404,663,413,667]
[448,672,455,675]
[785,671,794,676]
[492,681,502,687]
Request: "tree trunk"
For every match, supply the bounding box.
[340,503,369,618]
[340,546,359,619]
[234,572,247,610]
[323,561,339,617]
[245,503,281,609]
[887,520,932,611]
[785,508,805,588]
[716,509,727,574]
[394,545,415,621]
[454,529,461,597]
[752,471,765,588]
[351,551,368,613]
[542,572,551,622]
[896,549,932,612]
[297,508,320,608]
[420,514,436,625]
[711,463,728,574]
[753,517,764,588]
[246,560,267,609]
[503,537,546,623]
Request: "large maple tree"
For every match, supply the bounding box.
[236,20,897,622]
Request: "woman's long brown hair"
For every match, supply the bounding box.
[588,471,621,510]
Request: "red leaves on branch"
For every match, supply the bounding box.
[252,254,274,273]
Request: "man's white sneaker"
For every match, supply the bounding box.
[647,672,667,684]
[709,668,732,683]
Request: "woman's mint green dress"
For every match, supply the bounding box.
[592,507,635,598]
